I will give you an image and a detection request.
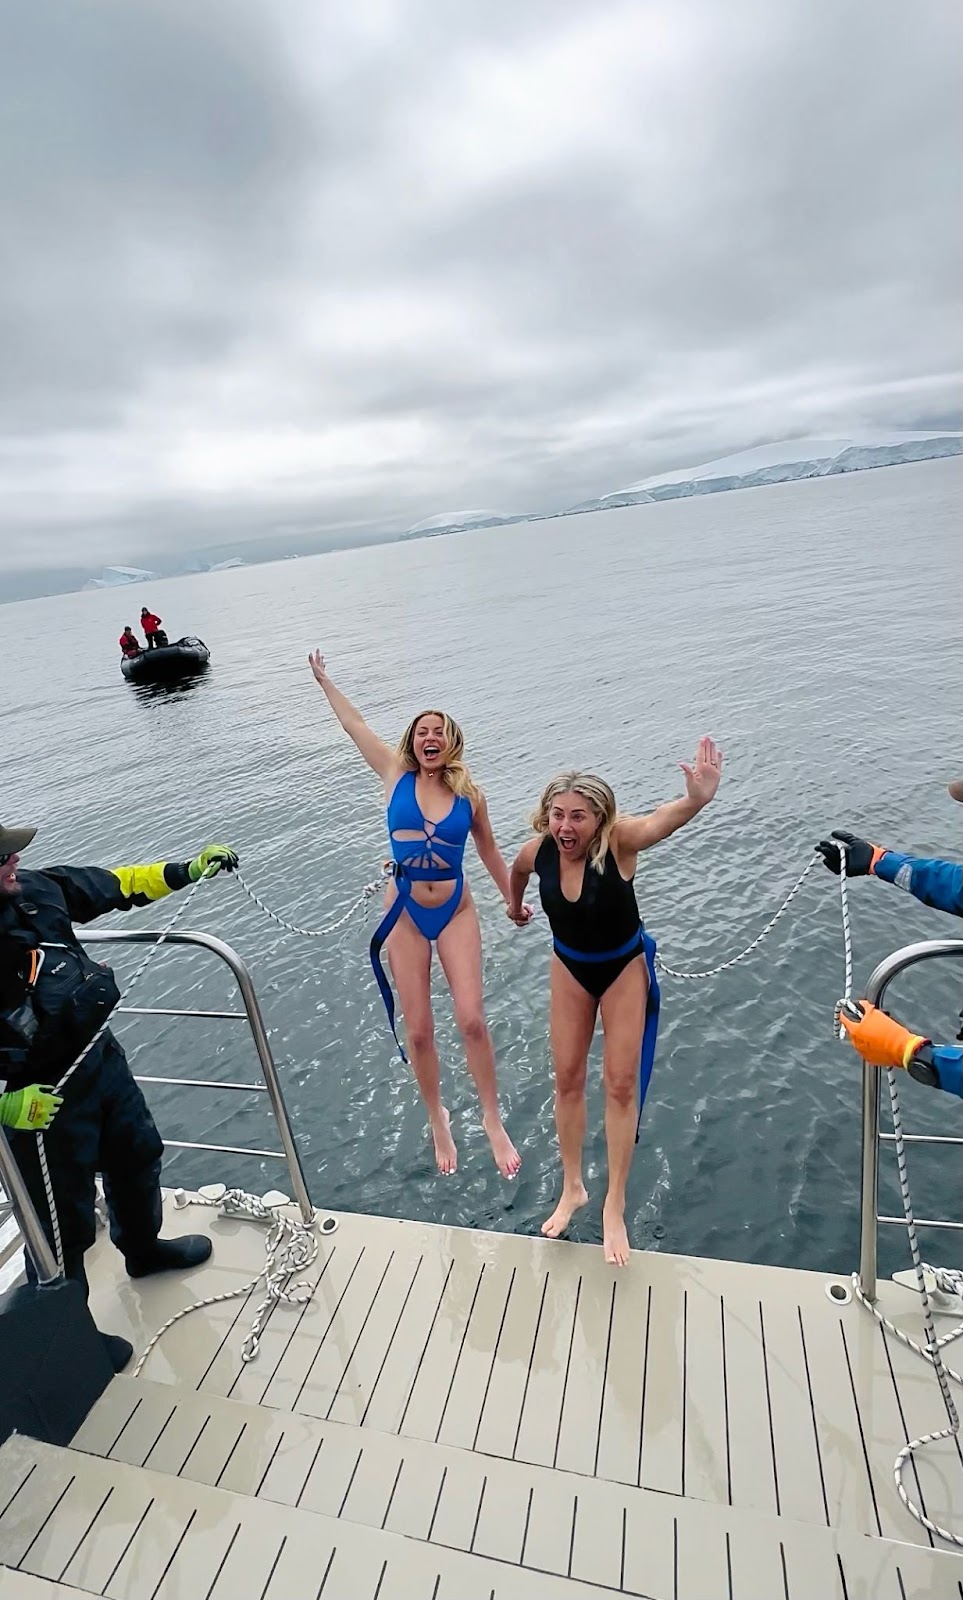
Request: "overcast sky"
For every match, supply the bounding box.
[2,0,960,584]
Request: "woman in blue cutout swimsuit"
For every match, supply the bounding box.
[508,739,723,1265]
[308,651,530,1178]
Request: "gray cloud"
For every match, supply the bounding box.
[1,0,960,588]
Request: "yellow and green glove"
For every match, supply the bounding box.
[0,1085,64,1130]
[188,844,239,882]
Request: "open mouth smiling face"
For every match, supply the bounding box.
[549,795,600,857]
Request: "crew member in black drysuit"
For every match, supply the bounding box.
[0,821,238,1369]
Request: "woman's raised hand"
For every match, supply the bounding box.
[680,735,723,808]
[308,649,327,685]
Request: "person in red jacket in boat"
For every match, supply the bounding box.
[118,625,141,659]
[140,608,167,649]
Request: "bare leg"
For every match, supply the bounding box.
[599,957,647,1265]
[436,901,520,1177]
[388,912,457,1174]
[542,957,596,1237]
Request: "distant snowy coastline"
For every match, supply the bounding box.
[571,431,961,512]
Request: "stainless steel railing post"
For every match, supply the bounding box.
[0,1126,61,1285]
[81,929,316,1227]
[857,1060,881,1300]
[856,937,963,1301]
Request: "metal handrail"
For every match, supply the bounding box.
[0,1126,61,1285]
[80,929,315,1227]
[858,937,963,1300]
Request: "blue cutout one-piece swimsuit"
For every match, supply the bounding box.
[370,769,473,1060]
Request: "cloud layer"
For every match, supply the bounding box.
[2,0,960,579]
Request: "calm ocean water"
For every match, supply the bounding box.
[2,457,961,1276]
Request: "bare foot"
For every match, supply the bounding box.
[430,1108,457,1175]
[541,1182,589,1238]
[483,1114,521,1179]
[603,1200,631,1266]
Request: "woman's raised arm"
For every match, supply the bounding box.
[308,650,398,784]
[615,736,723,854]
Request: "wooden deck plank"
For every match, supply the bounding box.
[674,1496,731,1600]
[620,1489,676,1600]
[284,1241,399,1421]
[797,1300,882,1539]
[469,1467,529,1563]
[516,1466,576,1578]
[435,1257,517,1450]
[726,1516,793,1600]
[721,1292,779,1514]
[471,1262,549,1459]
[326,1249,427,1427]
[754,1292,830,1527]
[682,1278,730,1506]
[252,1240,367,1411]
[512,1266,582,1467]
[355,1249,455,1435]
[567,1476,627,1592]
[840,1298,944,1547]
[395,1252,488,1442]
[340,1435,408,1529]
[382,1453,448,1541]
[637,1272,686,1495]
[0,1449,76,1573]
[94,1381,177,1468]
[424,1449,487,1552]
[553,1273,615,1477]
[594,1274,649,1485]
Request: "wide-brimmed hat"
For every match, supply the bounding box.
[0,823,37,855]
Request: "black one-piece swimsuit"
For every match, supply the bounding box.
[534,836,643,1001]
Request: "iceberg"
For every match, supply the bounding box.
[589,431,962,510]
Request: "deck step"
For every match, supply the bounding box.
[83,1202,962,1551]
[69,1375,963,1600]
[0,1432,612,1600]
[0,1570,88,1599]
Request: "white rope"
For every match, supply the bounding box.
[654,854,820,980]
[830,841,962,1548]
[36,866,218,1275]
[232,864,391,938]
[132,1189,320,1376]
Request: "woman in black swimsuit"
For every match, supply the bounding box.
[508,738,722,1265]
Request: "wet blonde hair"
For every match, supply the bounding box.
[396,709,481,805]
[531,772,618,873]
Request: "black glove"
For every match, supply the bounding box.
[815,830,876,877]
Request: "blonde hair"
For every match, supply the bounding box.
[531,772,618,873]
[396,709,481,805]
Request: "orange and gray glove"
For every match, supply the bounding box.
[838,1001,929,1070]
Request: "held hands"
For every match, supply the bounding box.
[838,1000,927,1070]
[506,903,534,927]
[816,831,877,877]
[680,736,723,809]
[0,1085,64,1131]
[188,844,240,882]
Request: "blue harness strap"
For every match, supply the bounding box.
[369,875,410,1063]
[552,925,661,1141]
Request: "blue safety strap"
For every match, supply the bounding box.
[369,877,410,1064]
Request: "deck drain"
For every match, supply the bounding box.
[825,1280,852,1305]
